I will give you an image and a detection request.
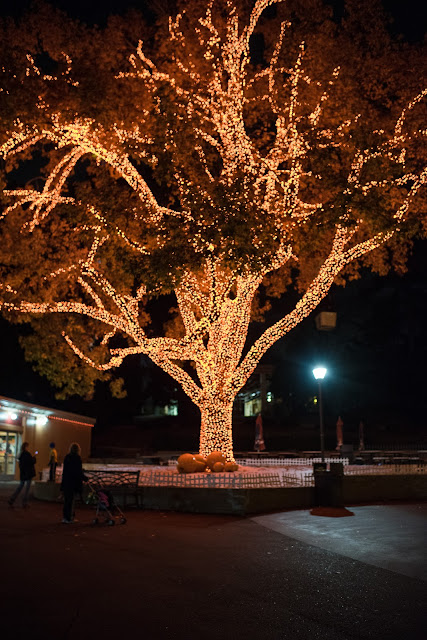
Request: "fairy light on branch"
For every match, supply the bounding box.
[0,0,425,462]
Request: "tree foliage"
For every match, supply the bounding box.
[0,0,425,457]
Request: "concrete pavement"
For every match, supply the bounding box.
[1,485,426,640]
[253,503,427,581]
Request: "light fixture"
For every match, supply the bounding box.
[313,367,327,380]
[312,366,327,461]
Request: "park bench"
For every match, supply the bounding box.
[84,469,141,508]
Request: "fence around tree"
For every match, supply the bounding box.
[41,457,426,489]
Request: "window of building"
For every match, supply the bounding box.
[0,430,20,476]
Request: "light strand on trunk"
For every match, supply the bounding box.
[0,1,425,461]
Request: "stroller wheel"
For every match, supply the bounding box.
[120,517,127,525]
[107,519,115,526]
[92,518,99,525]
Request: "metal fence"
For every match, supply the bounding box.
[281,472,315,487]
[167,457,350,467]
[364,444,426,451]
[42,458,426,489]
[238,457,350,467]
[140,470,283,488]
[344,463,426,476]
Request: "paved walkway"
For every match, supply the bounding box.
[252,503,427,581]
[1,485,426,640]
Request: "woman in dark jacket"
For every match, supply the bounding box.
[61,442,88,524]
[8,442,36,508]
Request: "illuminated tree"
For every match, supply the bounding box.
[0,0,425,459]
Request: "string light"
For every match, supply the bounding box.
[0,403,94,427]
[0,0,425,462]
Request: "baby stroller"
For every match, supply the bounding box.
[86,481,127,526]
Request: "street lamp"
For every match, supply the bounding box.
[313,367,327,462]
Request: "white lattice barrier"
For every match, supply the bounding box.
[140,471,283,488]
[40,461,424,488]
[239,457,350,466]
[281,472,315,487]
[42,462,145,482]
[345,463,426,475]
[168,457,349,468]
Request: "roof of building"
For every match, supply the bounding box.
[0,395,95,427]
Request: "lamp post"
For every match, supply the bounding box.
[313,367,327,462]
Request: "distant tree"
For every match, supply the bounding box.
[0,0,425,459]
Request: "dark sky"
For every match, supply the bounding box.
[1,0,426,39]
[0,0,426,432]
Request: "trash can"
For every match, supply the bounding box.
[340,444,354,463]
[313,462,344,507]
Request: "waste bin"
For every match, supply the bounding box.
[340,444,354,463]
[313,462,344,507]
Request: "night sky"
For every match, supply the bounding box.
[2,0,426,39]
[0,0,425,444]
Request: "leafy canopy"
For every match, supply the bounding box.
[0,0,425,400]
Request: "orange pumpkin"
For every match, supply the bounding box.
[206,451,226,470]
[177,453,199,473]
[194,454,207,471]
[212,462,225,472]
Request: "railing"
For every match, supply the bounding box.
[281,472,315,487]
[364,444,426,451]
[345,463,426,476]
[239,457,350,467]
[140,470,283,488]
[41,459,426,491]
[85,469,140,487]
[369,456,423,464]
[42,462,144,482]
[167,457,350,467]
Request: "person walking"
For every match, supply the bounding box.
[48,442,58,482]
[8,442,36,508]
[60,442,88,524]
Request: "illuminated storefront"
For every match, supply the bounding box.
[0,396,94,479]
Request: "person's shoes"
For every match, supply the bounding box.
[7,499,14,508]
[62,518,72,524]
[22,503,29,509]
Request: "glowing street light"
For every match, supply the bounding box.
[313,366,327,462]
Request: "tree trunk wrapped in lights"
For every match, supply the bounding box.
[0,0,425,459]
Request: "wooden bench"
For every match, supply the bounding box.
[84,469,141,508]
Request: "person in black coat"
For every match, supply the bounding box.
[60,442,88,523]
[8,442,36,508]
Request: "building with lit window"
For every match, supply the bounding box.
[0,396,94,479]
[235,364,275,417]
